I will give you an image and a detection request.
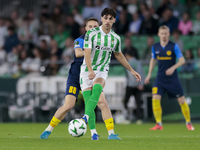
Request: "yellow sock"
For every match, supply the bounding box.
[104,118,114,134]
[152,99,162,123]
[50,116,61,128]
[180,101,191,123]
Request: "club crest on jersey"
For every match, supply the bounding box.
[111,40,114,44]
[166,50,172,56]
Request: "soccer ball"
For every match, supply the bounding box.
[68,119,87,137]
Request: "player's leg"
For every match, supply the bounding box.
[123,86,132,110]
[177,96,194,130]
[40,95,76,139]
[149,94,163,130]
[134,88,143,124]
[82,77,105,123]
[97,92,121,140]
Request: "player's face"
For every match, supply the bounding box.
[101,15,115,30]
[158,29,170,42]
[85,21,99,31]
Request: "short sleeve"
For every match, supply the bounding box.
[151,46,156,59]
[114,37,121,52]
[84,30,93,49]
[174,44,183,58]
[74,38,84,50]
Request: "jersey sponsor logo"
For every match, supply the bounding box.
[85,34,89,41]
[95,45,114,51]
[166,50,172,56]
[157,56,172,60]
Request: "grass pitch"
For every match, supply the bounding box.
[0,123,199,150]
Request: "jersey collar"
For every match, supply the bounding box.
[100,26,111,36]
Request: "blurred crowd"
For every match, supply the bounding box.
[0,0,200,78]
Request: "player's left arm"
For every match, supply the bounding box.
[166,44,185,76]
[74,39,84,58]
[114,52,141,82]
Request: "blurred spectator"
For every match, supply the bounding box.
[123,36,139,59]
[65,15,80,39]
[72,7,85,26]
[155,0,170,18]
[128,12,142,35]
[38,13,55,36]
[82,0,95,19]
[4,26,20,53]
[114,10,130,35]
[4,18,14,28]
[93,0,109,21]
[39,39,50,60]
[50,0,69,15]
[62,37,74,59]
[50,40,62,59]
[192,10,200,35]
[10,10,23,28]
[178,12,192,35]
[123,52,144,123]
[180,49,196,73]
[21,47,42,73]
[7,47,19,75]
[127,0,138,15]
[41,4,50,16]
[57,53,72,76]
[18,16,38,43]
[141,36,154,60]
[27,10,39,31]
[160,8,179,33]
[43,55,60,76]
[169,0,187,19]
[54,24,70,49]
[68,0,83,15]
[51,6,65,24]
[110,0,120,22]
[139,10,158,35]
[172,30,184,52]
[198,48,200,59]
[79,25,86,35]
[139,2,149,15]
[0,48,6,64]
[0,17,7,48]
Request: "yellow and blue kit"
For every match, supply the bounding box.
[151,41,184,98]
[65,34,85,97]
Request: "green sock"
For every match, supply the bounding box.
[82,90,96,130]
[85,84,102,117]
[88,111,96,130]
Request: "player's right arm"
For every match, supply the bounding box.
[145,46,157,84]
[84,31,96,80]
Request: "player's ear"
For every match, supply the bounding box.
[101,17,103,22]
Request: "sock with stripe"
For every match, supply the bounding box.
[46,116,61,132]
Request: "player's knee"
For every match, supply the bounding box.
[63,103,75,112]
[178,96,185,104]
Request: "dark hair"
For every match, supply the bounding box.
[8,26,15,31]
[86,17,99,25]
[101,7,117,18]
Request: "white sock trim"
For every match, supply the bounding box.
[108,129,114,135]
[45,124,54,132]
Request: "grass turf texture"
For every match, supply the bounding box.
[0,123,199,150]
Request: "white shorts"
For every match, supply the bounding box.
[80,71,108,91]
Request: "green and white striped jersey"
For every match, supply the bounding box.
[81,26,121,72]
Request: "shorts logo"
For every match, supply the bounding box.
[166,50,172,56]
[152,87,158,94]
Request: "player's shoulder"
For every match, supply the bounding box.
[152,42,160,48]
[86,27,101,35]
[75,34,85,41]
[111,30,120,38]
[168,40,176,46]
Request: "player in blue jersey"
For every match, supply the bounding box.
[145,25,194,130]
[40,17,121,140]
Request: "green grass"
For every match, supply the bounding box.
[0,123,199,150]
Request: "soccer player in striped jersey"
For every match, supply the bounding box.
[40,17,120,140]
[145,25,194,130]
[80,7,141,138]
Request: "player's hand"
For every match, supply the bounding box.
[88,70,96,80]
[145,74,151,85]
[131,70,141,82]
[166,67,175,76]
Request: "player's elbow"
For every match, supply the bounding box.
[181,57,186,65]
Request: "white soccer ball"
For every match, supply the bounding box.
[68,119,87,137]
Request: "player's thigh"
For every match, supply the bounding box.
[93,71,108,87]
[177,96,186,104]
[152,78,164,99]
[93,77,105,87]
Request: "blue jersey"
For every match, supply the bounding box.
[151,41,183,78]
[68,34,85,79]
